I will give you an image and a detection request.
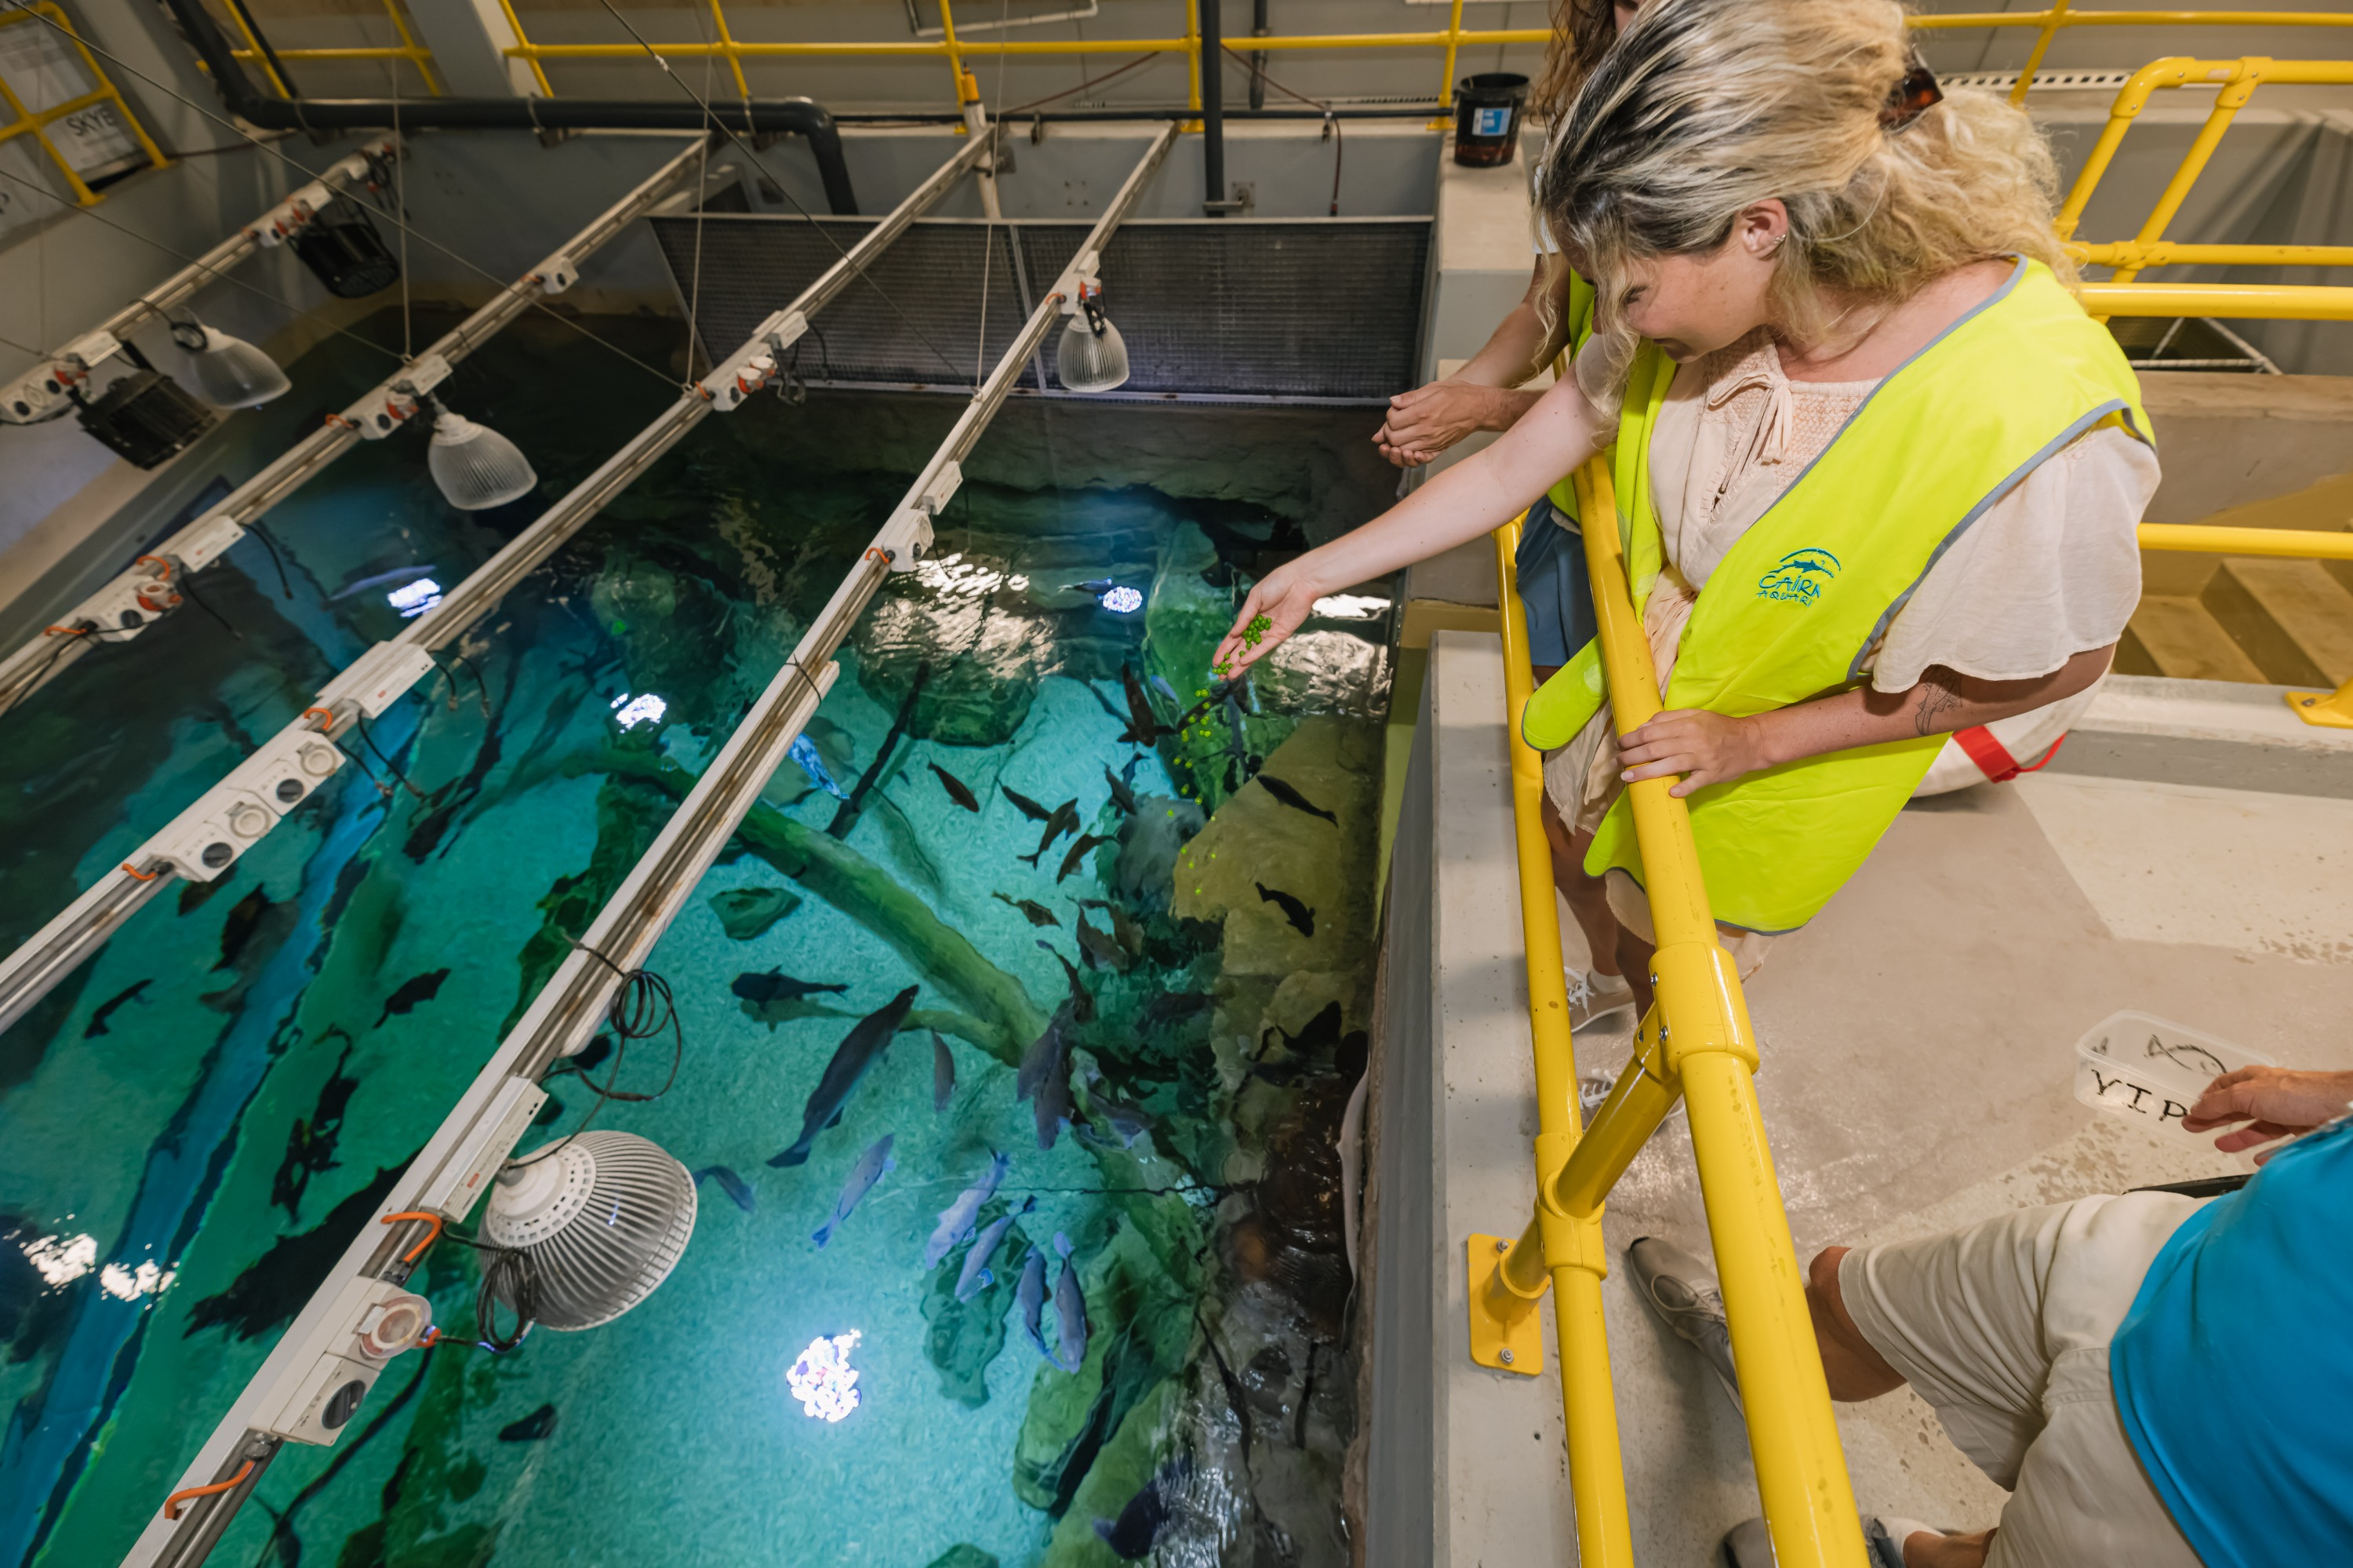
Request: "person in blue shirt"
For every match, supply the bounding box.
[1632,1063,2353,1566]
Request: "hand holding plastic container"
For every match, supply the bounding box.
[2075,1010,2275,1145]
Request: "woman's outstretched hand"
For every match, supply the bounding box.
[1212,562,1322,679]
[1617,708,1773,797]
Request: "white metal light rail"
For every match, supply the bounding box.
[0,133,718,716]
[0,128,1006,1041]
[126,122,1175,1568]
[0,139,401,428]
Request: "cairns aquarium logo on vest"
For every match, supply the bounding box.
[1756,548,1841,605]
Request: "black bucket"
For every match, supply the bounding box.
[1453,72,1529,168]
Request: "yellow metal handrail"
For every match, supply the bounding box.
[0,3,169,207]
[221,0,441,95]
[2137,522,2353,726]
[1471,460,1872,1567]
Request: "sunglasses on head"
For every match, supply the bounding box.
[1880,56,1944,132]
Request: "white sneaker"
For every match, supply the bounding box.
[1566,968,1635,1032]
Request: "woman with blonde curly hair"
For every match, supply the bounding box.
[1220,0,2154,991]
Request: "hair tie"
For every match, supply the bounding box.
[1881,56,1944,133]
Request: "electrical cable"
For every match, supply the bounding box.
[175,568,241,639]
[587,0,977,390]
[0,166,407,367]
[354,712,427,799]
[509,935,686,1171]
[1,2,680,391]
[1221,44,1343,216]
[433,1228,539,1352]
[242,518,296,599]
[1000,52,1160,118]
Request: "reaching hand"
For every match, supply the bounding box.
[1617,709,1773,797]
[2181,1065,2353,1162]
[1211,562,1321,679]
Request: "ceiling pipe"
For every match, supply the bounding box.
[156,0,859,214]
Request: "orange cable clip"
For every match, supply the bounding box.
[122,862,162,882]
[164,1459,256,1521]
[301,707,336,730]
[380,1210,444,1264]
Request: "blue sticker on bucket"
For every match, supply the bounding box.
[1471,106,1511,136]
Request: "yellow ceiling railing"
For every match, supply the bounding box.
[0,2,169,208]
[219,0,442,95]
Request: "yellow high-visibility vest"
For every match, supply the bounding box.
[1523,258,2151,932]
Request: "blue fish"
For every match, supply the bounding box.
[767,986,918,1166]
[1149,673,1180,704]
[925,1151,1011,1268]
[692,1165,755,1214]
[812,1134,895,1248]
[787,733,848,800]
[1051,1231,1089,1372]
[955,1197,1035,1302]
[1015,1249,1050,1357]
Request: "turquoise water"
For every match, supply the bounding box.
[0,310,1398,1566]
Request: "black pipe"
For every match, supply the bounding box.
[1249,0,1268,111]
[1198,0,1224,214]
[158,0,859,214]
[832,106,1429,124]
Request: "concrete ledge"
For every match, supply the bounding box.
[2055,672,2353,799]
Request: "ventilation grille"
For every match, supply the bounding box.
[650,215,1431,402]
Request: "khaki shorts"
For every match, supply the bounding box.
[1838,1193,2209,1568]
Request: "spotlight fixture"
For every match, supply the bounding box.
[169,318,292,409]
[1055,277,1131,394]
[427,400,539,511]
[481,1130,696,1332]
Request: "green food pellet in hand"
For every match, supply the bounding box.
[1243,613,1272,646]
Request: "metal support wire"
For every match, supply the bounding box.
[124,126,1171,1568]
[0,135,715,720]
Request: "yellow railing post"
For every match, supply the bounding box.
[496,0,555,96]
[2111,58,2268,285]
[1564,460,1871,1568]
[1184,0,1202,115]
[0,5,170,206]
[1430,0,1467,129]
[705,0,751,101]
[2009,0,2071,103]
[1467,515,1635,1568]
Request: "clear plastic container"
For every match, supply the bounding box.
[2074,1010,2274,1141]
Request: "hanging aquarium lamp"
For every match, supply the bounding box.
[169,317,293,409]
[1055,262,1131,394]
[427,399,540,511]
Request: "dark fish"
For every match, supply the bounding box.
[1056,832,1112,885]
[993,892,1060,928]
[1035,942,1094,1021]
[271,1039,360,1218]
[731,969,849,1004]
[214,888,273,970]
[497,1403,557,1442]
[812,1135,893,1246]
[955,1197,1035,1302]
[1066,578,1116,595]
[1000,784,1053,823]
[1035,1047,1072,1151]
[1050,1232,1089,1372]
[375,968,451,1028]
[1074,909,1126,974]
[1016,1248,1051,1357]
[1222,693,1253,766]
[1256,882,1316,938]
[1020,799,1081,867]
[926,1151,1012,1268]
[1103,766,1139,816]
[693,1165,757,1214]
[1144,989,1214,1024]
[767,984,920,1167]
[1095,1455,1191,1560]
[83,978,151,1038]
[1077,898,1144,957]
[929,762,980,813]
[1120,753,1143,786]
[1257,773,1339,825]
[1117,663,1164,746]
[1083,1069,1151,1147]
[186,1160,410,1341]
[932,1030,955,1114]
[1016,1000,1075,1104]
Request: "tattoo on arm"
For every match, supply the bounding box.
[1913,672,1967,737]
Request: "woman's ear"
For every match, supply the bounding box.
[1733,199,1791,257]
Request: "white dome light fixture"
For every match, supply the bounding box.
[427,399,539,511]
[1055,276,1131,395]
[170,318,292,409]
[482,1130,696,1332]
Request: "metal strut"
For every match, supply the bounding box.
[0,129,1005,1044]
[124,124,1173,1568]
[0,133,718,718]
